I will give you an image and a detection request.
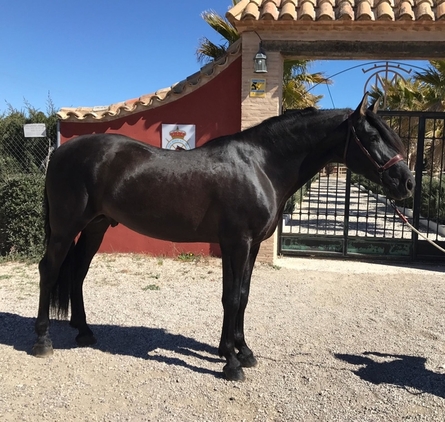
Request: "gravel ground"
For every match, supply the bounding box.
[1,254,445,421]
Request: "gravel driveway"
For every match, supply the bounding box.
[1,254,445,421]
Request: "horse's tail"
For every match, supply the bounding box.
[50,241,75,319]
[43,186,76,319]
[42,187,50,248]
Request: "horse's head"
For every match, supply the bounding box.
[344,93,415,201]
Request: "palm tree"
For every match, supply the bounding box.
[197,3,329,109]
[196,2,241,64]
[369,78,427,111]
[371,60,445,113]
[369,79,427,170]
[414,60,445,112]
[414,61,445,171]
[370,61,445,172]
[282,60,327,110]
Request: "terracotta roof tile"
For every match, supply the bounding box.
[337,0,355,20]
[438,1,445,20]
[279,1,298,19]
[376,0,395,20]
[260,0,280,20]
[356,0,374,20]
[397,0,415,20]
[57,41,241,122]
[318,0,336,20]
[415,0,435,20]
[244,2,261,19]
[299,0,317,20]
[227,0,445,22]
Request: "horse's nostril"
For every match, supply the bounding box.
[406,179,414,191]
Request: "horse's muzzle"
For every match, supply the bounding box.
[384,170,415,201]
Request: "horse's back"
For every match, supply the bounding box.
[51,133,157,169]
[47,134,173,195]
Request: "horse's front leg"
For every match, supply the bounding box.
[234,243,260,369]
[218,240,251,381]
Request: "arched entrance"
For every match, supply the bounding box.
[226,0,445,263]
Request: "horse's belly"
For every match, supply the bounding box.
[112,212,220,243]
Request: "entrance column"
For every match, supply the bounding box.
[240,32,283,264]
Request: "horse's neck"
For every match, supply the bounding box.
[293,112,346,153]
[267,113,347,206]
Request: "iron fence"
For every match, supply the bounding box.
[279,111,445,262]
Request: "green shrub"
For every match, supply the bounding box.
[0,175,45,258]
[417,176,445,224]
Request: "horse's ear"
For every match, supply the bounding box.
[352,92,369,118]
[369,97,379,114]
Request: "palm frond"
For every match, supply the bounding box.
[197,6,328,109]
[196,38,228,63]
[414,60,445,111]
[201,10,240,44]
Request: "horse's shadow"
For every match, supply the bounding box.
[0,312,223,378]
[335,351,445,399]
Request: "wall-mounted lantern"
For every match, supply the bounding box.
[254,44,267,73]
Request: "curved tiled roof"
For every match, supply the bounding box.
[227,0,445,24]
[57,40,241,122]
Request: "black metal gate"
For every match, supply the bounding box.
[279,111,445,262]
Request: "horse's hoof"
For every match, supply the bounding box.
[238,352,258,368]
[33,342,54,357]
[76,333,97,347]
[223,364,245,382]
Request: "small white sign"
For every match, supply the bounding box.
[162,124,196,150]
[24,123,47,138]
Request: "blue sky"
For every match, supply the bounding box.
[1,1,429,114]
[309,59,429,109]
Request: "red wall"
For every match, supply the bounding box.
[59,57,241,257]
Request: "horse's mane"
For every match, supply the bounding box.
[245,108,350,155]
[204,107,405,158]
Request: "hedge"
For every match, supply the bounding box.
[0,175,45,258]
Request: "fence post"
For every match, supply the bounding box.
[411,116,426,261]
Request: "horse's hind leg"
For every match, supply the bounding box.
[218,239,252,381]
[234,243,260,368]
[69,217,110,347]
[34,235,75,357]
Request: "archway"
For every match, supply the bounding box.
[226,0,445,262]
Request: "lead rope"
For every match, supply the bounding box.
[390,200,445,254]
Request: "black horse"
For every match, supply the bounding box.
[34,94,414,381]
